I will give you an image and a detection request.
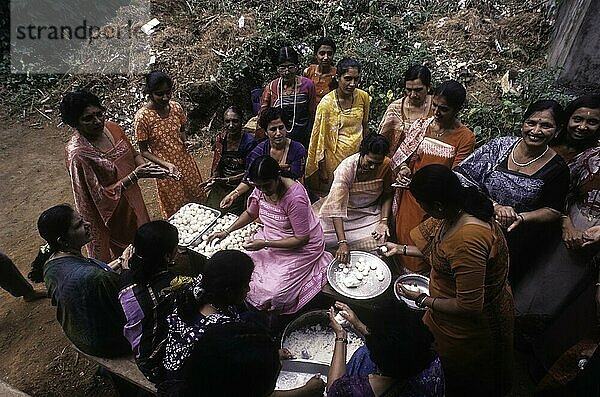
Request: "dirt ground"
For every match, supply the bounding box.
[0,117,539,396]
[0,117,212,396]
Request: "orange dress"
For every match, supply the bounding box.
[303,64,336,104]
[411,218,514,396]
[393,118,475,273]
[134,101,205,218]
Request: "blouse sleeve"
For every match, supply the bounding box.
[244,144,263,181]
[288,142,307,179]
[319,158,355,219]
[452,127,476,168]
[306,78,317,117]
[285,186,311,237]
[453,141,496,193]
[328,376,373,397]
[175,102,188,125]
[361,90,370,127]
[134,110,151,142]
[246,188,260,217]
[446,225,493,313]
[380,158,394,195]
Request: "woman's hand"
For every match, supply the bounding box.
[334,301,368,335]
[207,230,228,244]
[199,177,215,192]
[379,242,401,257]
[299,376,326,397]
[494,204,518,229]
[164,163,182,180]
[328,307,347,338]
[396,283,422,301]
[582,225,600,247]
[220,192,236,208]
[335,242,350,264]
[120,244,134,270]
[135,162,169,179]
[371,223,389,242]
[394,165,412,188]
[242,239,267,251]
[278,348,295,360]
[562,217,585,249]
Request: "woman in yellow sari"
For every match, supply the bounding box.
[305,58,370,197]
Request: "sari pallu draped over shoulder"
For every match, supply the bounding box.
[391,117,475,273]
[315,153,394,253]
[65,121,149,262]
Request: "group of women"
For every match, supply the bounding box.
[29,35,599,397]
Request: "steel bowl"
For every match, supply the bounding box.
[394,273,430,310]
[327,251,392,300]
[281,310,364,365]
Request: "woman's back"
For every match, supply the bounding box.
[44,256,129,357]
[119,270,175,382]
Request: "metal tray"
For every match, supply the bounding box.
[394,273,430,310]
[327,251,392,300]
[189,214,263,258]
[168,203,220,247]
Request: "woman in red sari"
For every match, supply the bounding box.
[61,91,167,262]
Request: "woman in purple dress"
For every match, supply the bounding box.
[219,107,307,210]
[209,155,332,314]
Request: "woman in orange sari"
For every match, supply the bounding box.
[392,80,475,273]
[62,91,167,262]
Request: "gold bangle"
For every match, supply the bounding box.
[380,217,388,222]
[399,164,410,171]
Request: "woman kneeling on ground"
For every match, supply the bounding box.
[30,204,131,357]
[209,156,332,315]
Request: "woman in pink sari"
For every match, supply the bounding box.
[61,91,168,262]
[208,155,332,314]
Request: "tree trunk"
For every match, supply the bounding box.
[548,0,600,92]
